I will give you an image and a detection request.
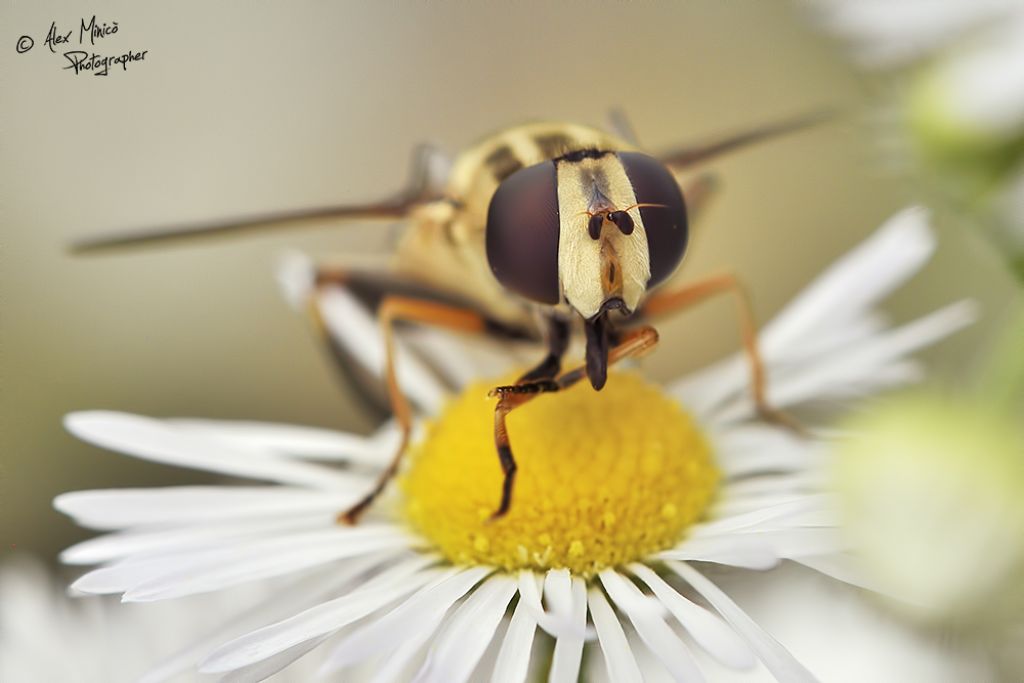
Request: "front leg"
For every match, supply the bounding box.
[489,326,660,520]
[516,313,571,383]
[485,313,570,398]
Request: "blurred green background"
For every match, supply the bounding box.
[2,1,1020,563]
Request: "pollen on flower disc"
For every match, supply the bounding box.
[401,372,719,576]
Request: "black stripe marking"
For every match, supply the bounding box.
[493,443,517,519]
[556,148,610,164]
[534,133,576,160]
[485,145,525,181]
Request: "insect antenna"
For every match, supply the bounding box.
[69,145,445,254]
[659,109,834,169]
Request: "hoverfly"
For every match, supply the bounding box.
[74,111,824,523]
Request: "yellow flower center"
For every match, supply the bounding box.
[401,371,719,576]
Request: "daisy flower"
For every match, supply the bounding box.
[56,207,974,681]
[0,557,291,682]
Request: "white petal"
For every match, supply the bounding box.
[669,526,843,568]
[364,619,439,683]
[666,561,818,683]
[669,354,746,423]
[691,495,834,536]
[316,286,446,414]
[413,575,517,683]
[516,570,586,640]
[515,572,548,630]
[713,494,818,521]
[73,527,408,598]
[169,418,398,466]
[138,565,361,683]
[743,528,845,559]
[689,311,895,417]
[761,207,935,354]
[658,536,781,571]
[64,412,360,490]
[61,512,332,564]
[319,566,492,671]
[543,569,573,619]
[599,570,704,682]
[715,473,819,504]
[124,530,411,602]
[543,568,588,638]
[629,563,755,671]
[588,587,643,683]
[55,486,355,531]
[491,590,537,683]
[713,300,977,423]
[675,318,897,427]
[711,426,822,480]
[201,557,438,673]
[773,311,887,363]
[220,634,330,683]
[549,577,588,683]
[71,556,186,596]
[596,571,666,620]
[365,622,438,683]
[670,207,937,416]
[792,554,881,593]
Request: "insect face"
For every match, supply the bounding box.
[484,151,688,319]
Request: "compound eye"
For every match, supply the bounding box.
[618,152,688,288]
[485,161,561,304]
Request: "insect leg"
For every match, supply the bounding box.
[639,273,802,431]
[339,295,493,524]
[516,314,571,383]
[489,326,660,520]
[304,265,538,415]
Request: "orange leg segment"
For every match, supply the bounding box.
[641,272,801,431]
[339,295,487,524]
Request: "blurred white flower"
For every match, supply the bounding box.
[835,393,1024,626]
[1,557,155,682]
[812,0,1024,276]
[55,208,972,681]
[811,0,1023,68]
[0,557,303,683]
